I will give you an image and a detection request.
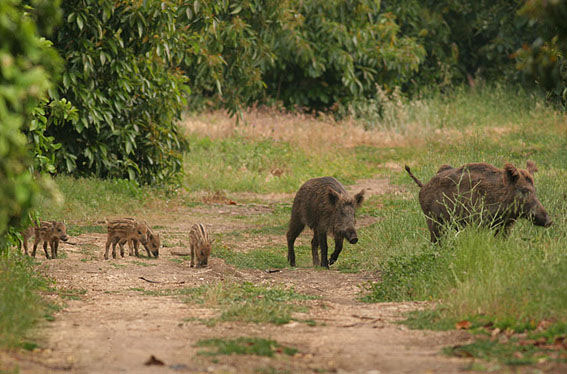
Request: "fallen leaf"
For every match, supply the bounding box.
[455,320,472,330]
[145,355,165,366]
[450,346,474,358]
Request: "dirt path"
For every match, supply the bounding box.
[5,178,475,374]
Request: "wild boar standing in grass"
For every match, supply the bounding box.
[405,161,552,242]
[287,177,365,268]
[189,223,212,268]
[104,218,148,260]
[20,221,69,259]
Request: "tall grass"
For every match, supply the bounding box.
[354,84,567,331]
[0,252,48,348]
[34,176,157,222]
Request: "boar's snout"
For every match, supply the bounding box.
[61,235,69,242]
[345,229,358,244]
[530,202,552,228]
[533,213,553,228]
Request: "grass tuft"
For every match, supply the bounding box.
[196,337,298,357]
[0,251,49,348]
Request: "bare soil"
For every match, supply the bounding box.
[2,177,478,374]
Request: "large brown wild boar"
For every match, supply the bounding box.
[104,218,148,260]
[189,223,212,268]
[405,161,552,242]
[21,221,69,259]
[287,177,365,268]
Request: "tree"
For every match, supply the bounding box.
[0,0,61,249]
[518,0,567,104]
[44,0,189,184]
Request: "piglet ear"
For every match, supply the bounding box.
[526,160,538,175]
[327,188,340,205]
[354,189,365,208]
[504,163,520,184]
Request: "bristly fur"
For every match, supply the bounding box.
[189,223,212,268]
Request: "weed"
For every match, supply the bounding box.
[129,260,157,267]
[181,281,315,325]
[196,337,297,357]
[66,224,106,236]
[58,288,87,301]
[0,251,49,348]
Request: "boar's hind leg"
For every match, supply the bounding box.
[111,238,120,259]
[329,234,344,266]
[310,235,319,266]
[286,220,305,267]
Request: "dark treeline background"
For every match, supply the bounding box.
[1,0,566,242]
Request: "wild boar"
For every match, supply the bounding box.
[123,222,160,258]
[104,218,148,260]
[189,223,212,268]
[286,177,365,268]
[22,221,69,259]
[405,161,552,242]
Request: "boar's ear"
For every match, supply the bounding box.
[526,160,538,175]
[327,188,340,205]
[504,163,520,184]
[354,189,365,208]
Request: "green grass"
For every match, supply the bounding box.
[66,224,106,236]
[213,244,291,269]
[12,84,566,368]
[0,252,49,348]
[196,337,297,357]
[133,281,316,325]
[34,176,158,221]
[183,135,374,193]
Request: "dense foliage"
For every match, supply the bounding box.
[11,0,566,188]
[42,0,189,184]
[382,0,542,89]
[263,0,424,111]
[518,0,567,104]
[0,0,60,248]
[178,0,288,115]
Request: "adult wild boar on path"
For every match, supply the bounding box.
[405,161,552,242]
[287,177,365,268]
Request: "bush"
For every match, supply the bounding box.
[44,0,189,184]
[263,0,425,111]
[0,0,60,248]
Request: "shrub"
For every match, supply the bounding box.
[0,0,61,248]
[44,0,189,184]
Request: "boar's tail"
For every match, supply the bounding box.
[404,165,424,188]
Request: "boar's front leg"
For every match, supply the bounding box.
[310,235,319,266]
[51,239,59,259]
[329,234,344,265]
[42,241,51,259]
[32,237,40,258]
[318,231,329,268]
